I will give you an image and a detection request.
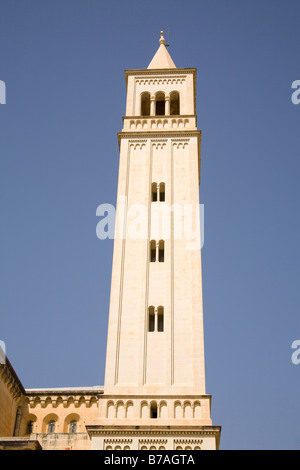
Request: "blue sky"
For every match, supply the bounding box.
[1,0,300,450]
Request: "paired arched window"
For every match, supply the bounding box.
[152,182,165,202]
[148,306,164,332]
[150,240,164,263]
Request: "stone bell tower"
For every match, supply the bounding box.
[87,32,221,450]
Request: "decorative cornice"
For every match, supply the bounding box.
[104,438,133,444]
[118,130,201,142]
[125,68,196,78]
[86,425,221,438]
[25,386,104,396]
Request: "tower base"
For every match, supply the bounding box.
[86,425,221,450]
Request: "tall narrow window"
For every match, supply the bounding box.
[141,92,150,116]
[155,92,165,115]
[70,420,77,434]
[150,240,156,262]
[170,91,180,115]
[158,240,164,262]
[48,421,55,433]
[26,421,34,435]
[150,402,158,419]
[152,182,158,202]
[157,306,164,332]
[159,183,165,202]
[148,306,155,332]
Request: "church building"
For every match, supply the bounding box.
[0,32,221,451]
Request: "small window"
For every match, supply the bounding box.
[150,402,158,419]
[48,421,55,433]
[148,306,155,332]
[70,420,77,434]
[159,183,165,202]
[150,240,156,262]
[158,240,164,262]
[158,306,164,332]
[26,421,34,435]
[152,182,158,202]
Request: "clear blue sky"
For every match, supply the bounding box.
[1,0,299,450]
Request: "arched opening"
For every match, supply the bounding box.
[159,183,165,202]
[63,413,80,433]
[141,92,150,116]
[150,240,156,262]
[150,402,158,419]
[148,306,155,332]
[42,413,59,433]
[158,240,164,262]
[155,92,165,116]
[157,306,164,332]
[170,91,180,115]
[152,182,158,202]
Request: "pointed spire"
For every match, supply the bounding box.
[147,31,176,69]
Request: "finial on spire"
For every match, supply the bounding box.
[159,31,165,45]
[147,31,176,69]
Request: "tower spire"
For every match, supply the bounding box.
[147,30,176,69]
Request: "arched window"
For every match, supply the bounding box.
[148,306,155,332]
[159,183,165,202]
[155,92,165,116]
[170,91,180,115]
[150,402,158,419]
[150,240,156,262]
[69,420,77,434]
[158,306,164,332]
[141,92,150,116]
[152,182,158,202]
[48,421,55,433]
[158,240,164,262]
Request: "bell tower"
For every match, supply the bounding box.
[87,32,221,451]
